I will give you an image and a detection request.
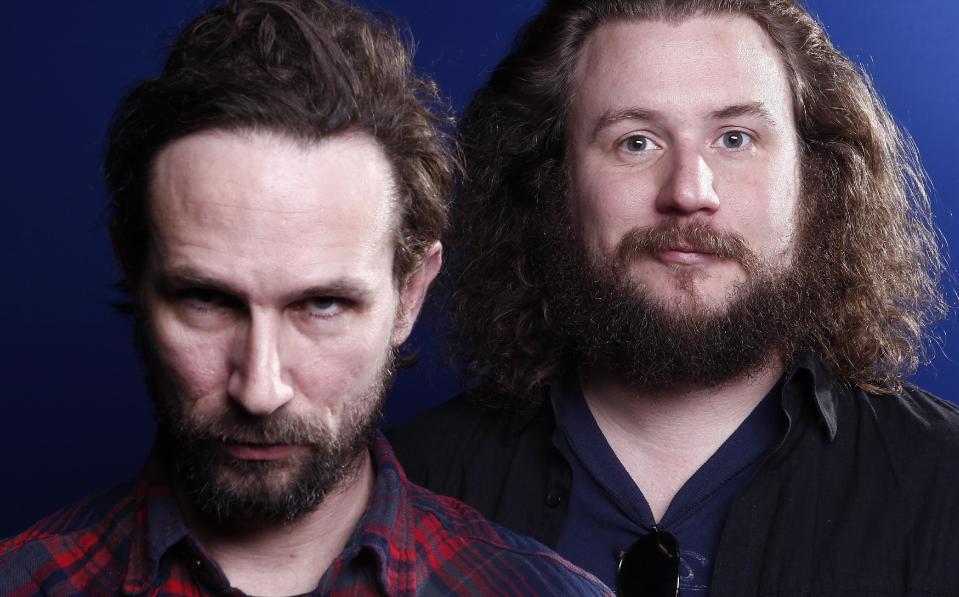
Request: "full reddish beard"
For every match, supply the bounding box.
[541,217,811,392]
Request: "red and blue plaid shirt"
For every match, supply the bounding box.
[1,433,610,596]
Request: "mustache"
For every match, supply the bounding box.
[177,408,332,446]
[617,221,759,270]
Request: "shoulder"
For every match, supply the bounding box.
[387,387,553,495]
[389,388,518,442]
[406,483,611,595]
[388,387,549,464]
[849,383,959,450]
[387,391,511,473]
[0,482,136,591]
[840,385,959,581]
[839,383,959,494]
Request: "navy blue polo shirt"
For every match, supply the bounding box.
[554,379,784,593]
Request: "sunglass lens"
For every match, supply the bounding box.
[616,529,680,597]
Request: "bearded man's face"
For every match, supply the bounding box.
[139,130,432,523]
[566,16,802,311]
[549,15,820,388]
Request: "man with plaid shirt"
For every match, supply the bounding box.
[0,1,610,595]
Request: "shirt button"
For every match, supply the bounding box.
[546,489,566,508]
[192,559,203,570]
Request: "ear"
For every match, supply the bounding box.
[393,240,442,345]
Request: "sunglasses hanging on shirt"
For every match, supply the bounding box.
[616,526,680,597]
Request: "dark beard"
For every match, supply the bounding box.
[541,217,812,393]
[145,345,395,525]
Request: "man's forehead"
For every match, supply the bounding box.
[150,129,397,212]
[572,14,795,123]
[145,129,400,295]
[579,13,786,66]
[150,130,396,232]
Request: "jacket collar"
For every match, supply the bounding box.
[784,351,840,441]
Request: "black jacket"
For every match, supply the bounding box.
[389,355,959,596]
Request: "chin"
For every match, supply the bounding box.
[644,280,742,317]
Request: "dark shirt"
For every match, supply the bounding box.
[0,433,611,596]
[389,354,959,596]
[554,377,783,592]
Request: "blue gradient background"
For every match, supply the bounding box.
[2,1,956,538]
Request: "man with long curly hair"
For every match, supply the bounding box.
[391,0,959,594]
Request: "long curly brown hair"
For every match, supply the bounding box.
[449,0,947,402]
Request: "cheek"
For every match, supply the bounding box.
[766,196,798,249]
[149,311,230,408]
[758,163,800,254]
[572,162,655,252]
[723,158,800,256]
[291,307,397,408]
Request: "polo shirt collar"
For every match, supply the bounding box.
[539,351,840,442]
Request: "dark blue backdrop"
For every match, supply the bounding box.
[2,1,957,538]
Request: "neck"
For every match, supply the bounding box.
[581,356,783,524]
[182,452,375,597]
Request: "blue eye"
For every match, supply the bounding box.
[620,135,661,153]
[305,297,341,319]
[719,130,752,149]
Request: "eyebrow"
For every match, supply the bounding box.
[591,107,662,142]
[709,102,778,128]
[590,101,779,142]
[152,267,375,304]
[285,281,375,304]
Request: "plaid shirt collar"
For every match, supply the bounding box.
[120,431,418,595]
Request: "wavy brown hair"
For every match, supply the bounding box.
[450,0,947,402]
[105,0,453,302]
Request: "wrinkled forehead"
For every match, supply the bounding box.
[148,127,401,221]
[145,129,402,290]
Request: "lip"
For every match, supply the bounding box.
[222,442,297,461]
[656,248,717,266]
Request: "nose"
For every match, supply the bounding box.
[655,146,720,215]
[227,312,294,417]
